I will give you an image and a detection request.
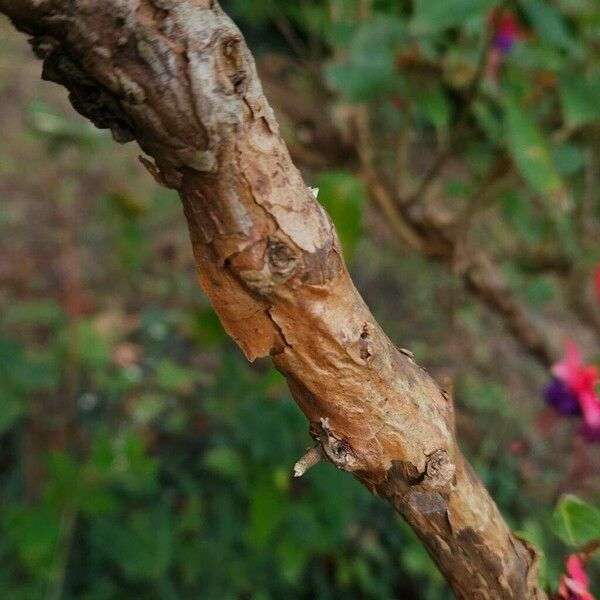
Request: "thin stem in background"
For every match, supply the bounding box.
[403,1,509,208]
[45,505,77,600]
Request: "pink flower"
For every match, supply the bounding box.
[494,13,525,54]
[485,10,528,81]
[552,342,600,437]
[557,554,595,600]
[488,10,527,54]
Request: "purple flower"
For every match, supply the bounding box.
[494,33,517,54]
[544,378,581,416]
[491,12,525,55]
[580,423,600,443]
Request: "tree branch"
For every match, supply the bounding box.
[0,1,545,597]
[257,57,561,366]
[350,108,557,367]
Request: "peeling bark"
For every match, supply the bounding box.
[0,1,546,597]
[256,61,558,367]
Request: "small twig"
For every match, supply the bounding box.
[45,505,77,600]
[352,106,424,250]
[581,539,600,563]
[404,2,507,207]
[457,156,513,225]
[395,107,413,198]
[264,0,312,66]
[358,0,371,20]
[369,177,424,251]
[293,446,323,477]
[581,141,599,244]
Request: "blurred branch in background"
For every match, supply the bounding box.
[401,0,510,209]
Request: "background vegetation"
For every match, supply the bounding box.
[0,0,599,598]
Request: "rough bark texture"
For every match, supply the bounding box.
[256,62,558,368]
[0,1,546,597]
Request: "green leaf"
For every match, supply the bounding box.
[500,191,544,246]
[413,87,451,130]
[552,494,600,546]
[473,100,503,142]
[277,537,309,584]
[179,494,204,534]
[521,0,576,51]
[87,428,158,493]
[325,15,406,102]
[14,350,61,393]
[2,299,65,329]
[4,504,61,579]
[247,481,285,548]
[504,93,568,207]
[203,448,244,481]
[155,360,196,394]
[0,392,25,435]
[27,100,104,146]
[552,142,585,176]
[91,508,174,581]
[559,74,600,128]
[187,308,227,347]
[524,277,556,306]
[131,393,168,425]
[73,319,111,369]
[315,171,364,260]
[411,0,497,35]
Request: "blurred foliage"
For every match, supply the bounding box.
[552,494,600,546]
[0,305,451,599]
[315,171,365,259]
[1,0,600,598]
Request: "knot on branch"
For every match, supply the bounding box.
[216,34,248,96]
[311,418,360,472]
[380,450,456,500]
[268,236,298,280]
[359,323,374,362]
[239,236,300,295]
[422,450,456,491]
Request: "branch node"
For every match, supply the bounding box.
[421,450,456,491]
[293,446,323,477]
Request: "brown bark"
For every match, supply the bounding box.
[257,59,559,367]
[0,1,546,597]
